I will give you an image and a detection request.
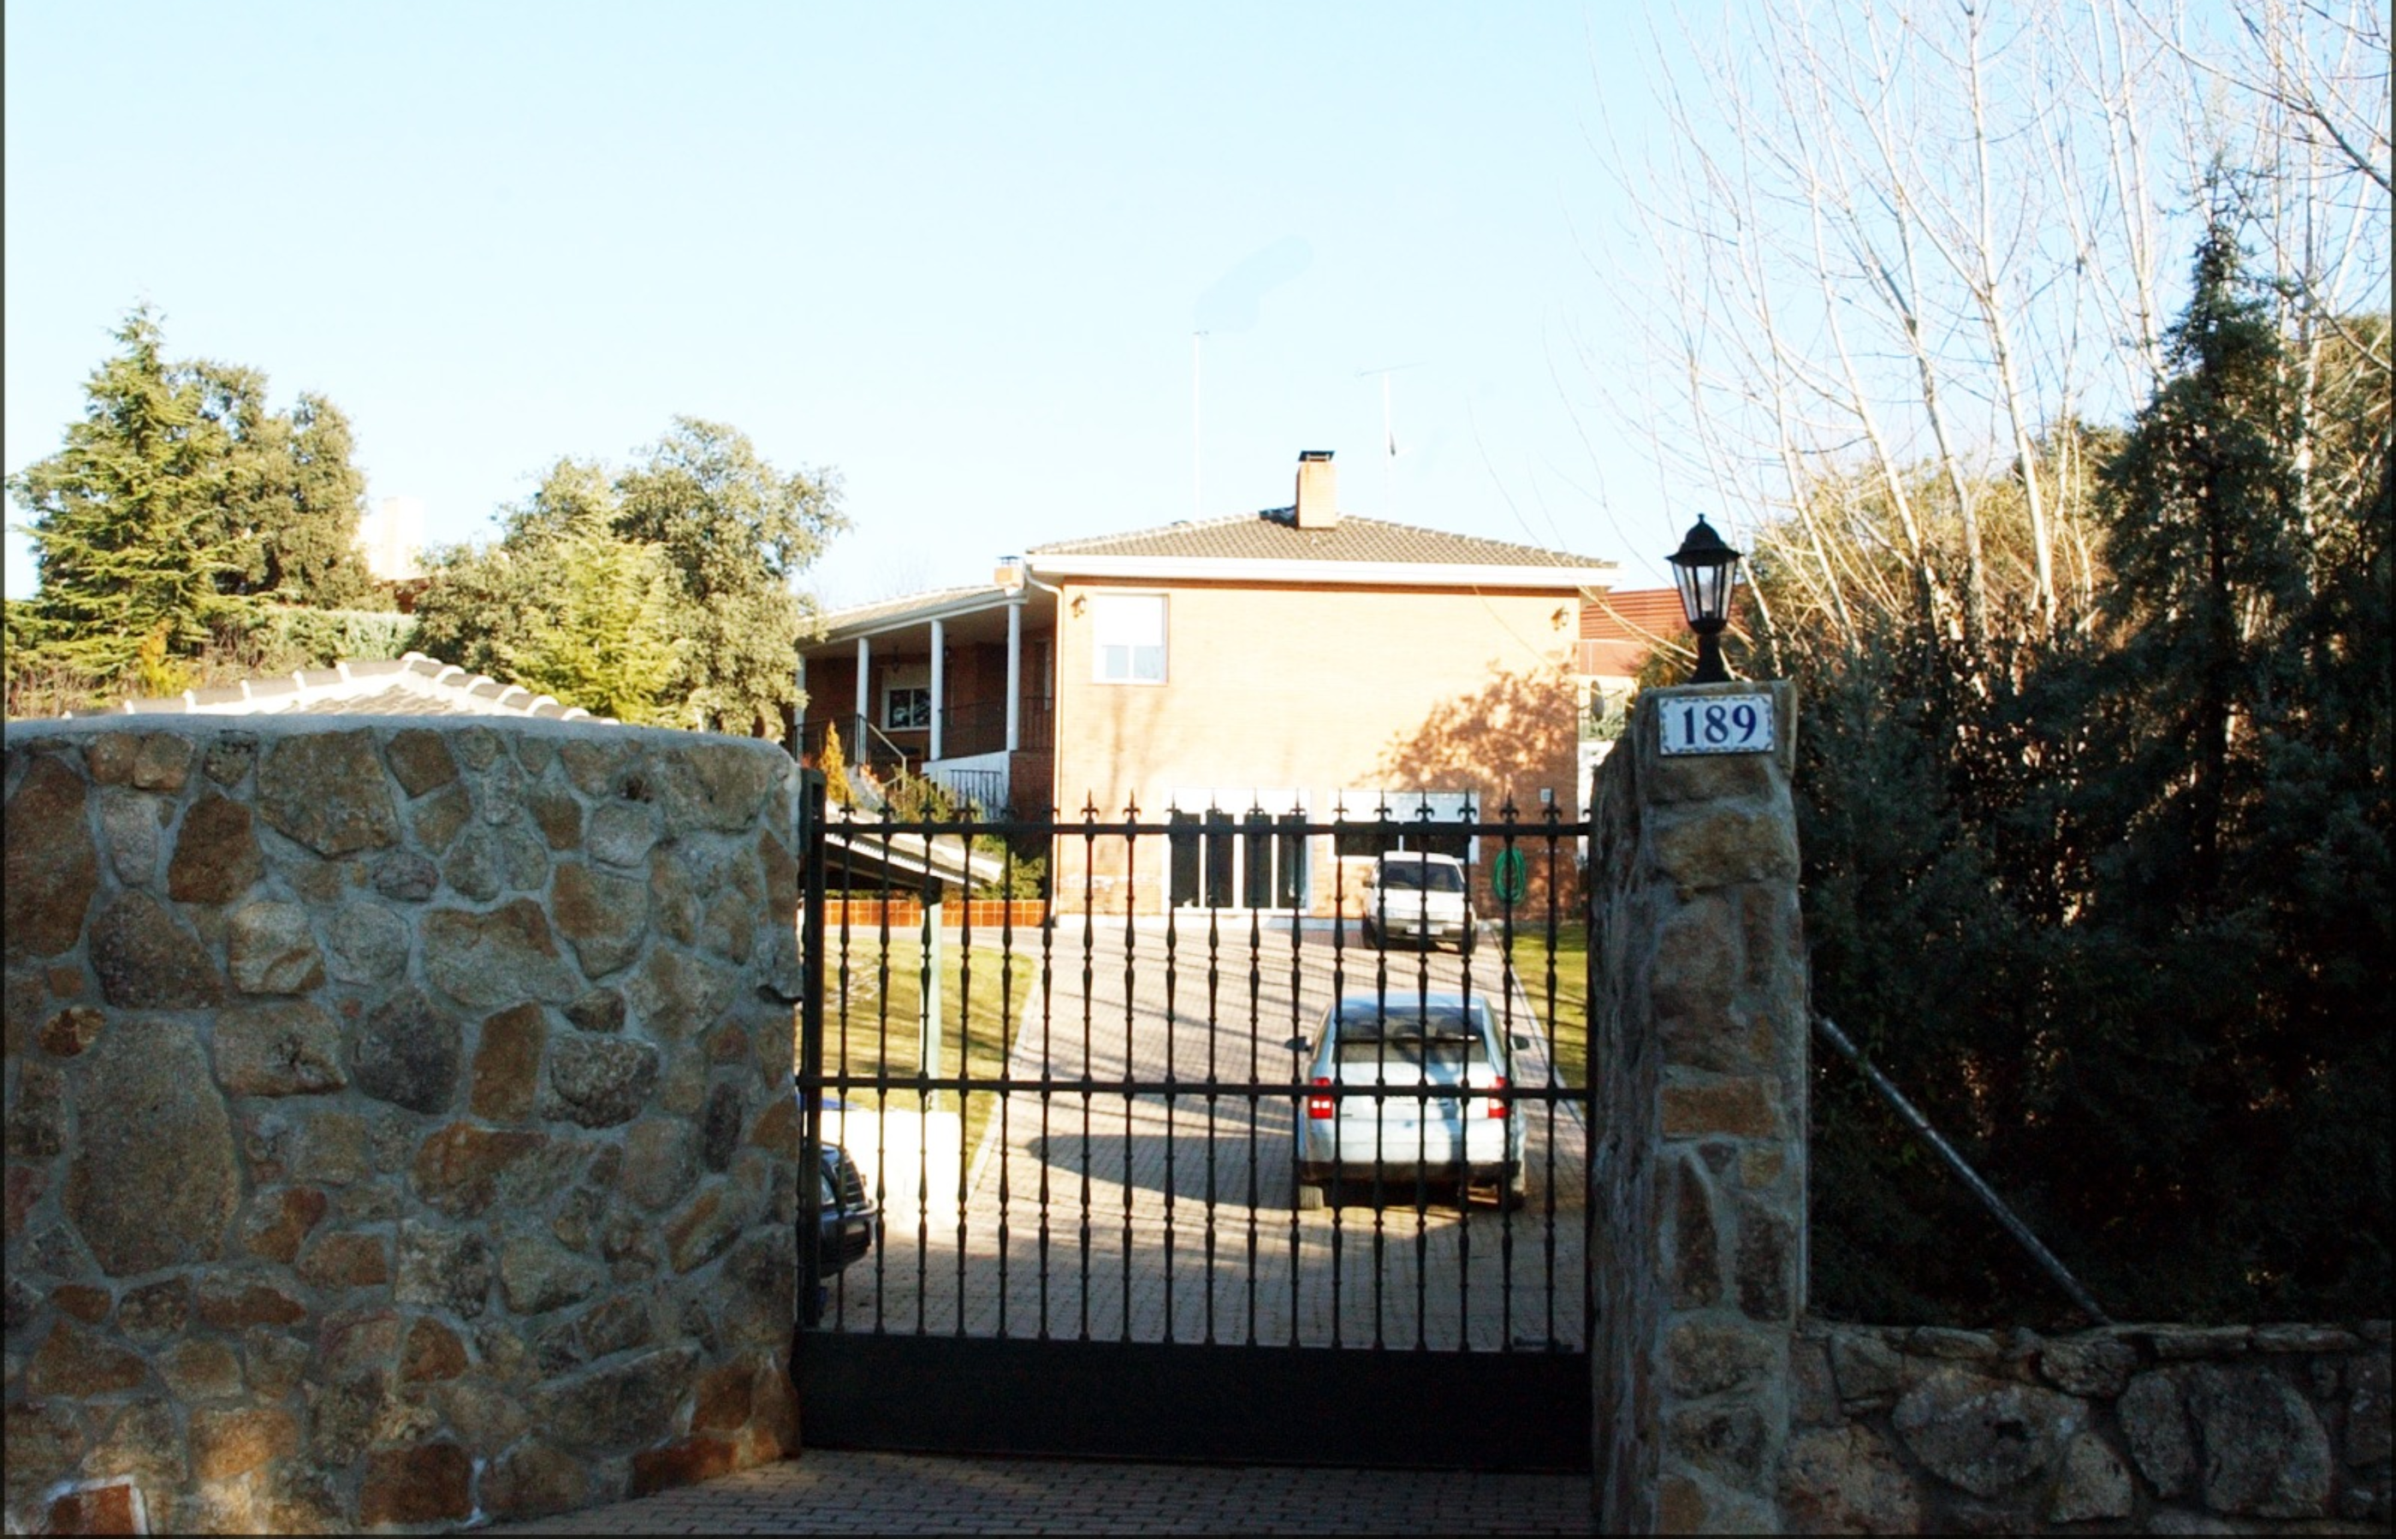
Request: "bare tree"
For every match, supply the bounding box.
[1591,0,2390,658]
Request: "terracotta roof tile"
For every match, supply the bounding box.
[1027,512,1613,570]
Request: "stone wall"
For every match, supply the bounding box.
[1783,1320,2393,1533]
[3,716,804,1534]
[1589,680,1811,1533]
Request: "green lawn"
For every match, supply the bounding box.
[1498,925,1590,1088]
[814,933,1035,1157]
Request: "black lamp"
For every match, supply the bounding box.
[1666,515,1742,684]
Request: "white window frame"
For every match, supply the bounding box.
[1090,591,1167,685]
[885,684,931,731]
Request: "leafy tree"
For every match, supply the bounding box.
[613,418,844,734]
[6,307,377,680]
[513,522,685,724]
[415,424,844,735]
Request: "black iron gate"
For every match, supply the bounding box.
[792,782,1594,1471]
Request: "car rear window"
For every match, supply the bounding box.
[1378,860,1464,893]
[1336,1039,1478,1069]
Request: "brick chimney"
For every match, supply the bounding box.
[1294,450,1338,530]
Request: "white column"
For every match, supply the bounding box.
[855,636,870,750]
[1005,602,1023,753]
[928,619,946,761]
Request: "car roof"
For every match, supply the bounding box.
[1374,850,1465,864]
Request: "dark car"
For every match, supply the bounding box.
[815,1139,878,1277]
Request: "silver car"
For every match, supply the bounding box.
[1290,991,1527,1210]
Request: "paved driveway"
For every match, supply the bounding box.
[487,1448,1593,1536]
[819,916,1589,1352]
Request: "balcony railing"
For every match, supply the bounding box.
[936,698,1053,760]
[802,699,1053,769]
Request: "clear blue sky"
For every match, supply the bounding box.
[4,3,1697,609]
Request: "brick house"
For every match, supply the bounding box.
[796,452,1638,915]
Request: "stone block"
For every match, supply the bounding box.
[1661,1075,1780,1140]
[357,1442,473,1526]
[700,1081,744,1172]
[323,901,409,984]
[41,1482,142,1538]
[537,1345,697,1450]
[80,733,138,785]
[471,1002,548,1121]
[352,987,463,1115]
[96,789,161,885]
[652,741,779,832]
[2350,1350,2391,1466]
[371,850,438,903]
[41,1005,104,1057]
[4,756,98,962]
[442,823,551,901]
[664,1186,747,1275]
[424,899,580,1010]
[2049,1430,2136,1523]
[1735,1197,1794,1323]
[9,1059,67,1158]
[216,1003,347,1097]
[631,1436,738,1496]
[202,731,257,787]
[190,1406,298,1480]
[500,1235,603,1316]
[27,1322,149,1396]
[257,731,400,856]
[196,1280,308,1330]
[2185,1362,2332,1518]
[2123,1368,2197,1497]
[395,1224,493,1318]
[2038,1336,2137,1399]
[1670,1157,1720,1308]
[1781,1424,1925,1536]
[66,1018,239,1276]
[482,1440,588,1520]
[296,1231,390,1290]
[589,801,661,868]
[129,732,192,792]
[384,729,459,797]
[115,1281,188,1342]
[89,892,222,1009]
[554,862,649,977]
[529,784,584,850]
[157,1336,244,1401]
[411,782,472,855]
[1895,1367,2085,1500]
[412,1122,550,1217]
[240,1188,329,1264]
[52,1282,110,1323]
[1650,803,1800,894]
[548,1034,661,1128]
[1666,1319,1775,1398]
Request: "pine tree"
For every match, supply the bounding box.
[819,720,856,808]
[6,309,242,675]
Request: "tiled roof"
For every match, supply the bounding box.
[1028,512,1614,570]
[74,654,602,721]
[818,584,1006,632]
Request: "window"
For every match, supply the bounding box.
[885,686,930,730]
[1091,593,1166,684]
[1333,790,1477,860]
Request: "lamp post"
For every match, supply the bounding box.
[1667,515,1743,684]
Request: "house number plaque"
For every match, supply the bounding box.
[1658,692,1776,756]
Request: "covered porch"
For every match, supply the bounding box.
[798,581,1059,816]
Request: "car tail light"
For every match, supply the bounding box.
[1486,1075,1509,1120]
[1308,1077,1334,1119]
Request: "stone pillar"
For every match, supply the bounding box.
[1590,679,1807,1534]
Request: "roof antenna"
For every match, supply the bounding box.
[1192,332,1207,521]
[1356,362,1423,519]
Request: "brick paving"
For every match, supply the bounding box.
[486,1448,1595,1536]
